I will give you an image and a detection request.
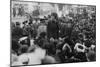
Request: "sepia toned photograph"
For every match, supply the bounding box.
[10,0,96,66]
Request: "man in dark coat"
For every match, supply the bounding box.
[12,22,23,40]
[47,13,59,39]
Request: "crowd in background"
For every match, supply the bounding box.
[11,9,96,66]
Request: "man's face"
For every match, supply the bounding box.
[51,16,55,20]
[16,24,20,28]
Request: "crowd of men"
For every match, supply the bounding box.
[11,11,96,66]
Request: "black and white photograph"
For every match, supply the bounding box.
[10,0,96,66]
